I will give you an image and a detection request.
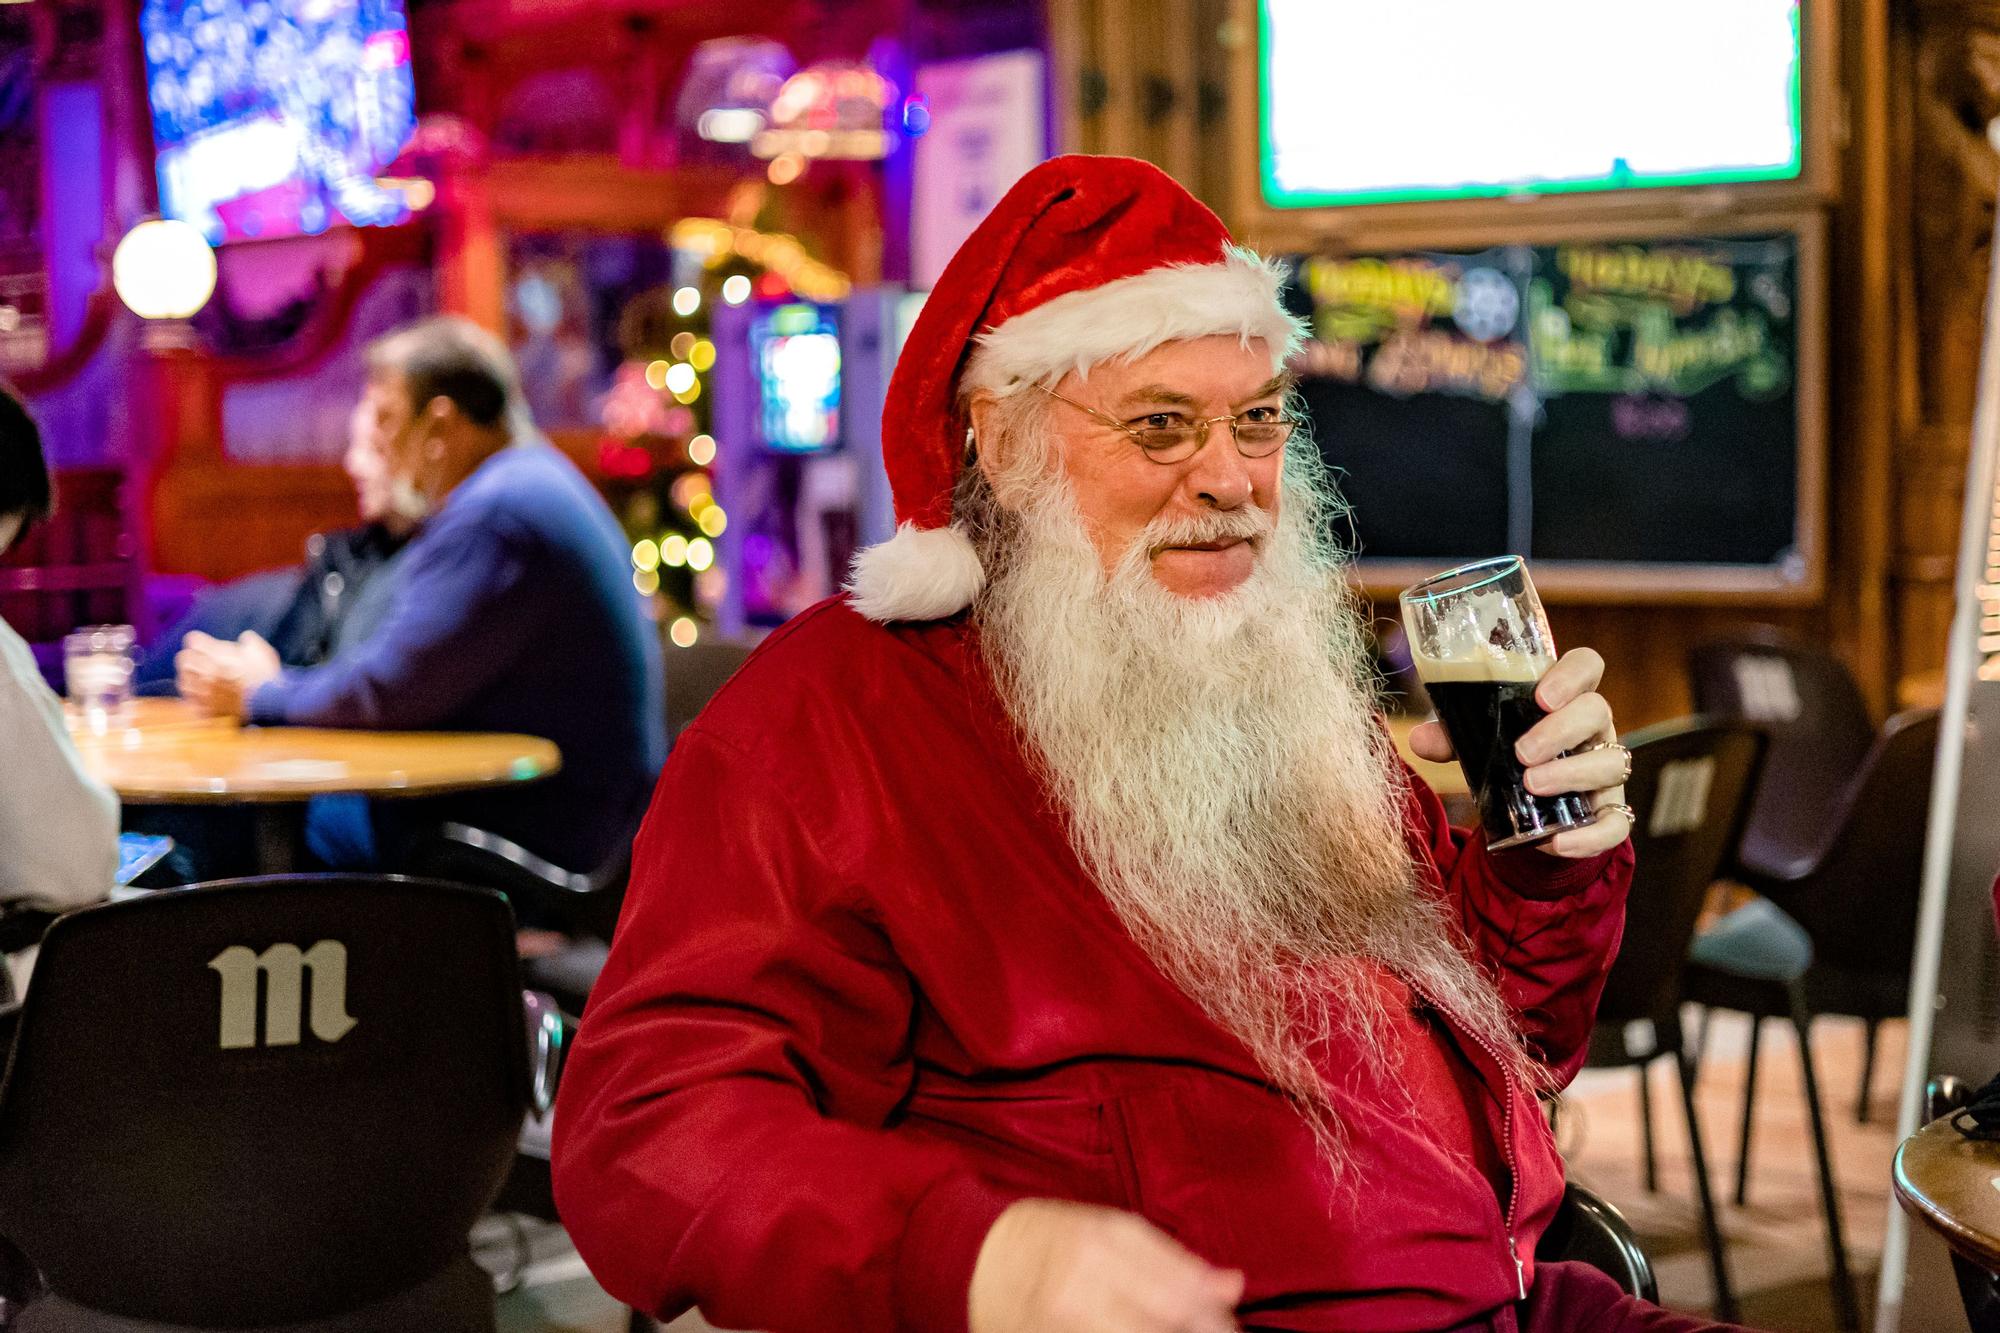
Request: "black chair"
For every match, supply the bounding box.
[0,876,531,1330]
[489,987,657,1332]
[664,637,755,742]
[1534,1184,1658,1302]
[1683,708,1939,1333]
[1686,633,1877,889]
[1579,716,1767,1324]
[408,824,631,1016]
[0,908,58,1009]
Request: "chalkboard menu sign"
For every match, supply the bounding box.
[1283,227,1820,600]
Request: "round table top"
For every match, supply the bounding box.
[68,701,561,805]
[69,697,238,736]
[1894,1115,2000,1272]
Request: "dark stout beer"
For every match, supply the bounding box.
[1424,673,1593,848]
[1402,556,1597,850]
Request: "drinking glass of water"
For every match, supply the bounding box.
[65,624,136,732]
[1400,557,1597,851]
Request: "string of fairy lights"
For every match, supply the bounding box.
[610,221,849,649]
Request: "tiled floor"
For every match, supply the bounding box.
[1562,1010,1902,1332]
[494,1010,1906,1333]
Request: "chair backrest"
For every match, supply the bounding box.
[0,876,527,1326]
[664,637,755,741]
[418,822,631,943]
[1533,1184,1659,1301]
[1786,708,1941,981]
[1687,635,1876,880]
[1594,717,1768,1031]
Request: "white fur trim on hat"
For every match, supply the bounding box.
[960,246,1306,397]
[846,521,985,623]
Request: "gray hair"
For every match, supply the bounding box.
[365,316,534,437]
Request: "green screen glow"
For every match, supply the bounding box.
[1260,0,1805,209]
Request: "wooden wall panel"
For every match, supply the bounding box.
[1892,0,2000,698]
[1052,0,1910,730]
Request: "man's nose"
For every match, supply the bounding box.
[1181,428,1254,509]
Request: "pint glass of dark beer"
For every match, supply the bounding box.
[1400,556,1595,850]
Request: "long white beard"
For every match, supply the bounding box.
[962,400,1532,1178]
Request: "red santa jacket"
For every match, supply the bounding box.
[552,600,1633,1333]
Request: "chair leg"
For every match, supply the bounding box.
[1675,1050,1738,1323]
[1637,1062,1659,1193]
[1788,987,1860,1332]
[1734,1016,1761,1207]
[1857,1018,1879,1125]
[1695,1003,1713,1064]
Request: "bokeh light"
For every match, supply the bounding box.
[664,362,698,395]
[112,219,218,320]
[689,338,717,371]
[632,539,660,571]
[689,434,717,466]
[672,286,702,317]
[722,275,752,306]
[687,538,715,571]
[662,534,690,567]
[633,568,661,597]
[645,360,669,390]
[670,617,700,648]
[698,506,728,537]
[670,331,697,359]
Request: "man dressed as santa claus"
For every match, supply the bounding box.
[554,156,1732,1333]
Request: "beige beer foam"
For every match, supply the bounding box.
[1410,649,1551,685]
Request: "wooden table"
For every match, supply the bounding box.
[69,697,237,736]
[1894,1115,2000,1273]
[69,701,561,872]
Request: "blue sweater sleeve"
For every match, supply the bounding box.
[248,518,541,729]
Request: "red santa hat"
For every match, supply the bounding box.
[846,154,1307,622]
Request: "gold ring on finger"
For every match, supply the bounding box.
[1596,800,1636,827]
[1610,744,1633,782]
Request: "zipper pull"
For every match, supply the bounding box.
[1510,1237,1527,1301]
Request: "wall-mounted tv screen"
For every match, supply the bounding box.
[1260,0,1804,209]
[141,0,419,244]
[751,302,843,454]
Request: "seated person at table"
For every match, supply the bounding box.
[133,416,414,693]
[549,158,1713,1333]
[178,318,664,876]
[0,386,118,908]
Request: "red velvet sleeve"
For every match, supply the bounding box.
[550,728,1020,1333]
[1396,758,1633,1084]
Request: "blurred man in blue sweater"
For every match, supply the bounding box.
[179,317,664,875]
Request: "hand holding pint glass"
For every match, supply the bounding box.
[1401,557,1633,856]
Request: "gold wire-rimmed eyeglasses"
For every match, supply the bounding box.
[1034,383,1299,465]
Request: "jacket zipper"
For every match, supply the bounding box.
[1404,978,1525,1303]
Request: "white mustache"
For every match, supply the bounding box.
[1138,505,1276,557]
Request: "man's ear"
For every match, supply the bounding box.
[965,392,1003,484]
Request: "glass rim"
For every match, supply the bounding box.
[1399,555,1527,607]
[64,625,136,652]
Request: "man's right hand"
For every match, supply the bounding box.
[968,1198,1244,1333]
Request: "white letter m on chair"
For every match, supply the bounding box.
[208,941,359,1050]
